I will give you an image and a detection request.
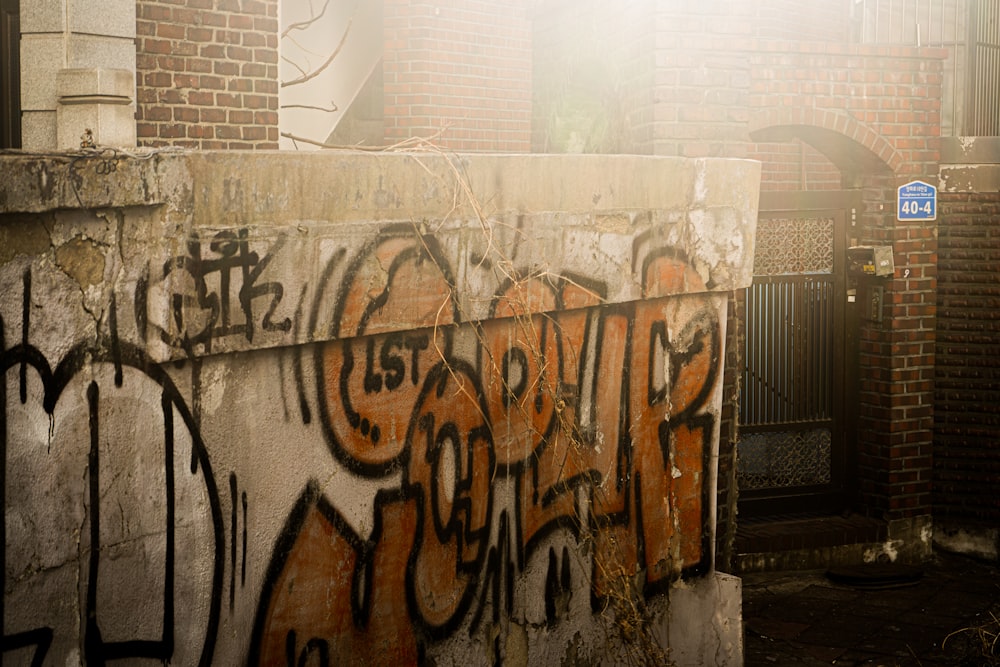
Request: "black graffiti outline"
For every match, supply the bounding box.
[247,480,412,665]
[315,225,461,478]
[477,271,566,478]
[136,228,291,355]
[401,359,496,640]
[1,270,226,666]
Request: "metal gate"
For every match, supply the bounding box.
[737,191,856,517]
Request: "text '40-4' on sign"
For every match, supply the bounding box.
[897,180,937,221]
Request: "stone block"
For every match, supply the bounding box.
[69,0,135,38]
[58,68,135,99]
[19,35,65,111]
[67,34,136,72]
[56,68,136,149]
[20,0,66,33]
[665,572,744,666]
[57,100,136,149]
[19,110,57,151]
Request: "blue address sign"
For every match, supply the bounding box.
[897,180,937,221]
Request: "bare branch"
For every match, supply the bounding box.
[280,54,308,79]
[280,102,340,113]
[283,32,325,59]
[280,127,451,151]
[281,19,352,88]
[281,0,332,39]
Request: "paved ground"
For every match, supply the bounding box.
[742,550,1000,666]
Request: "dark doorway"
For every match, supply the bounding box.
[737,190,860,518]
[0,0,19,149]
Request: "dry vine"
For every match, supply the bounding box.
[944,610,1000,665]
[338,136,678,665]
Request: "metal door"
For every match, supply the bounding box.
[737,191,858,517]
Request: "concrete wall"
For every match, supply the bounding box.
[0,151,757,665]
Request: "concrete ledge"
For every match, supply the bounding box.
[934,522,999,561]
[940,136,1000,165]
[940,163,1000,193]
[0,150,173,212]
[737,515,933,573]
[0,151,760,361]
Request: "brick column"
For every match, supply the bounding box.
[381,0,532,152]
[135,0,279,149]
[852,49,942,520]
[648,0,752,158]
[854,171,938,520]
[934,145,1000,544]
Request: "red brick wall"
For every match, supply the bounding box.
[135,0,279,149]
[382,0,532,152]
[648,4,753,158]
[747,44,945,178]
[751,139,843,191]
[934,190,1000,526]
[854,176,938,518]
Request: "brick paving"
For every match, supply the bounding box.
[742,550,1000,666]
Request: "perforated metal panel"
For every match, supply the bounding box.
[753,216,835,276]
[738,429,832,490]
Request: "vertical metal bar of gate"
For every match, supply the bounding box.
[971,0,1000,135]
[0,0,20,148]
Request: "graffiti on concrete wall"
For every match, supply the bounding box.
[1,269,225,665]
[1,222,722,665]
[251,226,721,664]
[137,228,291,356]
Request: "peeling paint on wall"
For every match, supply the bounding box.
[55,236,106,287]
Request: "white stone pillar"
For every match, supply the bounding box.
[20,0,136,150]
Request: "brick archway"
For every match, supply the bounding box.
[749,107,902,176]
[741,101,938,536]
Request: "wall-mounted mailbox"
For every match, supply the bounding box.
[847,245,894,277]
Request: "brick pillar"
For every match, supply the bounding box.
[382,0,532,152]
[135,0,279,149]
[935,150,1000,545]
[648,0,752,158]
[855,172,938,520]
